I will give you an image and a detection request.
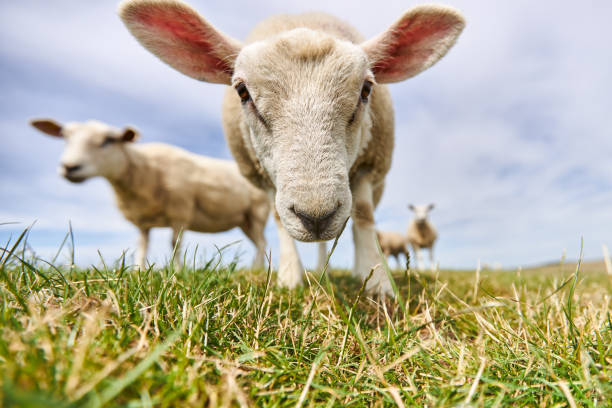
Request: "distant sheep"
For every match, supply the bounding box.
[30,118,270,268]
[376,230,410,266]
[120,0,464,294]
[407,204,438,271]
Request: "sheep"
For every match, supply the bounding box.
[376,230,410,267]
[30,118,270,269]
[407,204,438,271]
[120,0,464,294]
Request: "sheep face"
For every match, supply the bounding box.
[30,119,138,183]
[409,204,435,224]
[232,30,373,241]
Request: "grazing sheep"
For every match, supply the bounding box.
[30,118,270,269]
[120,0,464,294]
[407,204,438,271]
[376,230,410,267]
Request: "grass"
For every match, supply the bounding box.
[0,229,611,407]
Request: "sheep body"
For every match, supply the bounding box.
[113,143,268,234]
[219,14,396,291]
[377,230,409,263]
[406,220,438,250]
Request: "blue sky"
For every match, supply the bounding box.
[1,0,610,270]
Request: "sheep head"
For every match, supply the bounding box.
[30,118,138,183]
[408,203,435,224]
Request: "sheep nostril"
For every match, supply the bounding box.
[290,205,339,236]
[290,206,315,232]
[63,164,82,173]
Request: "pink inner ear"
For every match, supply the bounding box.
[126,4,233,80]
[372,12,460,82]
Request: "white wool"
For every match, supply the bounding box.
[120,0,464,294]
[31,118,270,268]
[377,230,410,261]
[407,204,438,271]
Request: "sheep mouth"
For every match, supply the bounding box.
[64,175,87,183]
[292,227,339,243]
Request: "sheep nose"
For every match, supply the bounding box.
[63,164,82,173]
[291,206,338,238]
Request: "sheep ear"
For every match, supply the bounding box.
[362,5,465,83]
[427,203,435,211]
[119,0,242,85]
[30,118,63,138]
[408,204,415,211]
[121,127,140,142]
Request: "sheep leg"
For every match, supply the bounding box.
[136,227,150,269]
[171,228,183,268]
[351,179,393,295]
[316,241,328,271]
[415,247,425,271]
[240,219,267,270]
[274,210,303,288]
[429,247,436,272]
[252,241,267,270]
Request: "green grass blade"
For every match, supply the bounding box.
[85,330,181,408]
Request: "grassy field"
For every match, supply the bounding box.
[1,231,611,407]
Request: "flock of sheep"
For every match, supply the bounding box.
[30,0,464,296]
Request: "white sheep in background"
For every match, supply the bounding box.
[376,230,410,267]
[407,204,438,271]
[30,118,270,269]
[120,0,464,294]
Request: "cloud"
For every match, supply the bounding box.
[1,1,610,270]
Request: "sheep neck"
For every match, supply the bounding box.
[416,221,430,233]
[107,145,154,200]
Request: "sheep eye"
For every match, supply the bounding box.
[100,137,115,148]
[361,80,373,102]
[235,82,251,104]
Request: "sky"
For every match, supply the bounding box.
[1,0,610,270]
